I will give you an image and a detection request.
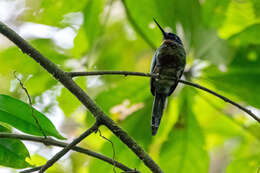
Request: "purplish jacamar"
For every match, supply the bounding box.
[150,19,186,135]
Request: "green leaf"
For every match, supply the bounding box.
[0,125,30,168]
[83,0,105,48]
[159,88,209,172]
[95,78,150,115]
[57,77,86,117]
[0,94,64,139]
[203,45,260,109]
[218,0,259,39]
[226,155,260,173]
[229,24,260,46]
[202,0,230,28]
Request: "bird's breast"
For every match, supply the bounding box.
[157,43,185,67]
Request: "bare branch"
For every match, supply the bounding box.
[68,70,260,123]
[0,21,162,173]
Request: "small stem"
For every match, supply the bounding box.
[68,71,155,78]
[14,71,47,138]
[179,79,260,123]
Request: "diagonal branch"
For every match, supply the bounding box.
[0,132,136,172]
[0,21,162,173]
[39,121,100,172]
[68,70,260,123]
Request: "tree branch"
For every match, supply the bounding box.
[0,21,162,173]
[0,132,135,172]
[39,121,100,172]
[68,70,260,123]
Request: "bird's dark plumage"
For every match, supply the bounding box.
[150,19,186,135]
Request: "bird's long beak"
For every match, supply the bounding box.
[153,18,166,38]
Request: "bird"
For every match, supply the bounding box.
[150,19,186,135]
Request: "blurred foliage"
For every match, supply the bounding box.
[0,0,260,172]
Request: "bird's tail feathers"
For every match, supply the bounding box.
[151,93,167,135]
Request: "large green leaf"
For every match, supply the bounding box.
[0,125,30,168]
[229,24,260,46]
[226,155,260,173]
[0,94,64,139]
[159,88,209,172]
[203,45,260,109]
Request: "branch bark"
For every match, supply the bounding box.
[0,21,162,173]
[68,70,260,123]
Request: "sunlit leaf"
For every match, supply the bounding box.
[229,24,260,46]
[226,155,260,173]
[218,0,259,39]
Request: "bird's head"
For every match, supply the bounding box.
[153,18,183,45]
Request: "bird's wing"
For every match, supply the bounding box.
[168,70,183,96]
[150,51,158,96]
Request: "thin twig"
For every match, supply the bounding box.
[39,121,100,172]
[68,70,260,123]
[13,71,47,138]
[98,129,117,173]
[0,132,134,172]
[121,0,157,50]
[179,79,260,123]
[195,90,260,141]
[68,71,154,78]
